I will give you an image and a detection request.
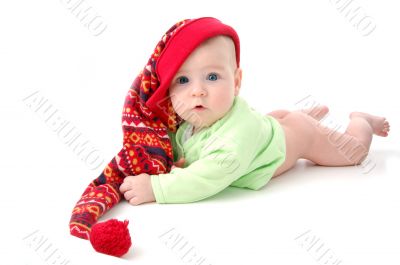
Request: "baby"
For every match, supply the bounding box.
[119,19,390,206]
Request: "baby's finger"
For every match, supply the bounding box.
[173,157,186,168]
[124,190,136,201]
[119,181,131,193]
[128,197,141,206]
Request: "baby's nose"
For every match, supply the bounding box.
[191,84,207,97]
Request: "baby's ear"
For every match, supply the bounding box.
[234,68,242,95]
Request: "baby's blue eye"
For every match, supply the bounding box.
[207,73,218,81]
[177,76,189,84]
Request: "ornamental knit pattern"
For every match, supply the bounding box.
[69,20,188,239]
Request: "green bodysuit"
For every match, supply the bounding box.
[151,96,286,203]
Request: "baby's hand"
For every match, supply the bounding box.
[119,173,155,205]
[171,157,186,170]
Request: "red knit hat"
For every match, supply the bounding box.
[146,17,240,125]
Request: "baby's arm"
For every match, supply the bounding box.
[150,141,258,203]
[119,151,246,205]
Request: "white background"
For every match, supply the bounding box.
[1,0,399,264]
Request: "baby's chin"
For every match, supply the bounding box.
[181,109,229,130]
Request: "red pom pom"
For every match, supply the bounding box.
[90,219,132,257]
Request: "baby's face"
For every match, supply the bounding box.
[169,36,242,132]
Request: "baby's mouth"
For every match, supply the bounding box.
[194,105,205,110]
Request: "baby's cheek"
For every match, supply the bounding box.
[170,89,184,101]
[170,97,182,112]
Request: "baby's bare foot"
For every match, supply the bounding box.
[350,112,390,137]
[302,105,329,121]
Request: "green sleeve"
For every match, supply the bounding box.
[151,132,260,203]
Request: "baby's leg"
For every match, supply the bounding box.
[268,105,329,120]
[267,110,290,119]
[273,110,390,177]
